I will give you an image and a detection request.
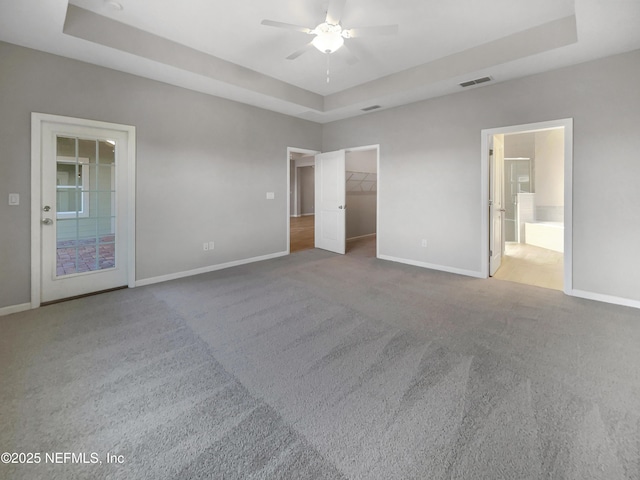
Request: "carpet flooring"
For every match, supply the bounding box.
[1,247,640,479]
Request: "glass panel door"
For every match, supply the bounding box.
[55,136,116,277]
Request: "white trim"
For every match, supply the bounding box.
[31,113,136,308]
[0,303,32,317]
[293,164,298,217]
[127,126,136,288]
[347,233,376,241]
[570,289,640,310]
[31,115,43,308]
[379,254,484,279]
[562,121,573,295]
[301,213,315,217]
[136,251,288,287]
[480,118,573,293]
[286,147,321,255]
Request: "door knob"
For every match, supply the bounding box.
[42,218,53,225]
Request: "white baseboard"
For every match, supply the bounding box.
[136,251,288,287]
[378,254,484,279]
[347,233,376,241]
[0,302,32,317]
[569,289,640,310]
[301,213,315,217]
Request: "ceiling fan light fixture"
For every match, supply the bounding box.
[311,23,345,53]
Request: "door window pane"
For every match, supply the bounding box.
[55,136,116,277]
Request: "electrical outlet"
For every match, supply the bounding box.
[421,239,428,248]
[209,241,215,250]
[203,242,209,251]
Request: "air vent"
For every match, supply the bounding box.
[459,76,492,87]
[361,105,381,112]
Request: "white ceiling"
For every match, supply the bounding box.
[1,0,640,123]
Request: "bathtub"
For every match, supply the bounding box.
[524,221,564,252]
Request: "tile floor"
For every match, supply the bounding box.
[492,242,563,290]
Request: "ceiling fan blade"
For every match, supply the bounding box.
[286,43,314,60]
[346,25,399,38]
[325,0,347,25]
[341,45,359,65]
[261,19,312,34]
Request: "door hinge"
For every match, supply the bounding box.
[489,149,493,156]
[489,250,493,257]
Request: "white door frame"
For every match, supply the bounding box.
[30,113,136,308]
[480,118,573,294]
[286,147,320,254]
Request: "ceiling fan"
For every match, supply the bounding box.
[260,0,398,66]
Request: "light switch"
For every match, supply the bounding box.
[266,192,275,200]
[8,193,19,205]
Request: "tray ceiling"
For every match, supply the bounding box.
[1,0,639,122]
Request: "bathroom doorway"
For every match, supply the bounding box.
[496,129,564,290]
[482,119,573,293]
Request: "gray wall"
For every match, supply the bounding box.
[323,49,640,302]
[3,40,640,308]
[299,166,315,215]
[0,42,321,308]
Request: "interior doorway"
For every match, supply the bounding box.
[481,119,573,293]
[288,148,319,253]
[287,145,379,259]
[345,147,378,258]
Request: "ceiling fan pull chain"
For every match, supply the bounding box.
[326,53,330,83]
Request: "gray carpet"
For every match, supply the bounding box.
[1,246,640,479]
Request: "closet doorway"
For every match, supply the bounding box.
[344,147,378,258]
[287,145,379,258]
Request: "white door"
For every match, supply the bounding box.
[489,134,505,276]
[315,150,346,254]
[33,114,134,304]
